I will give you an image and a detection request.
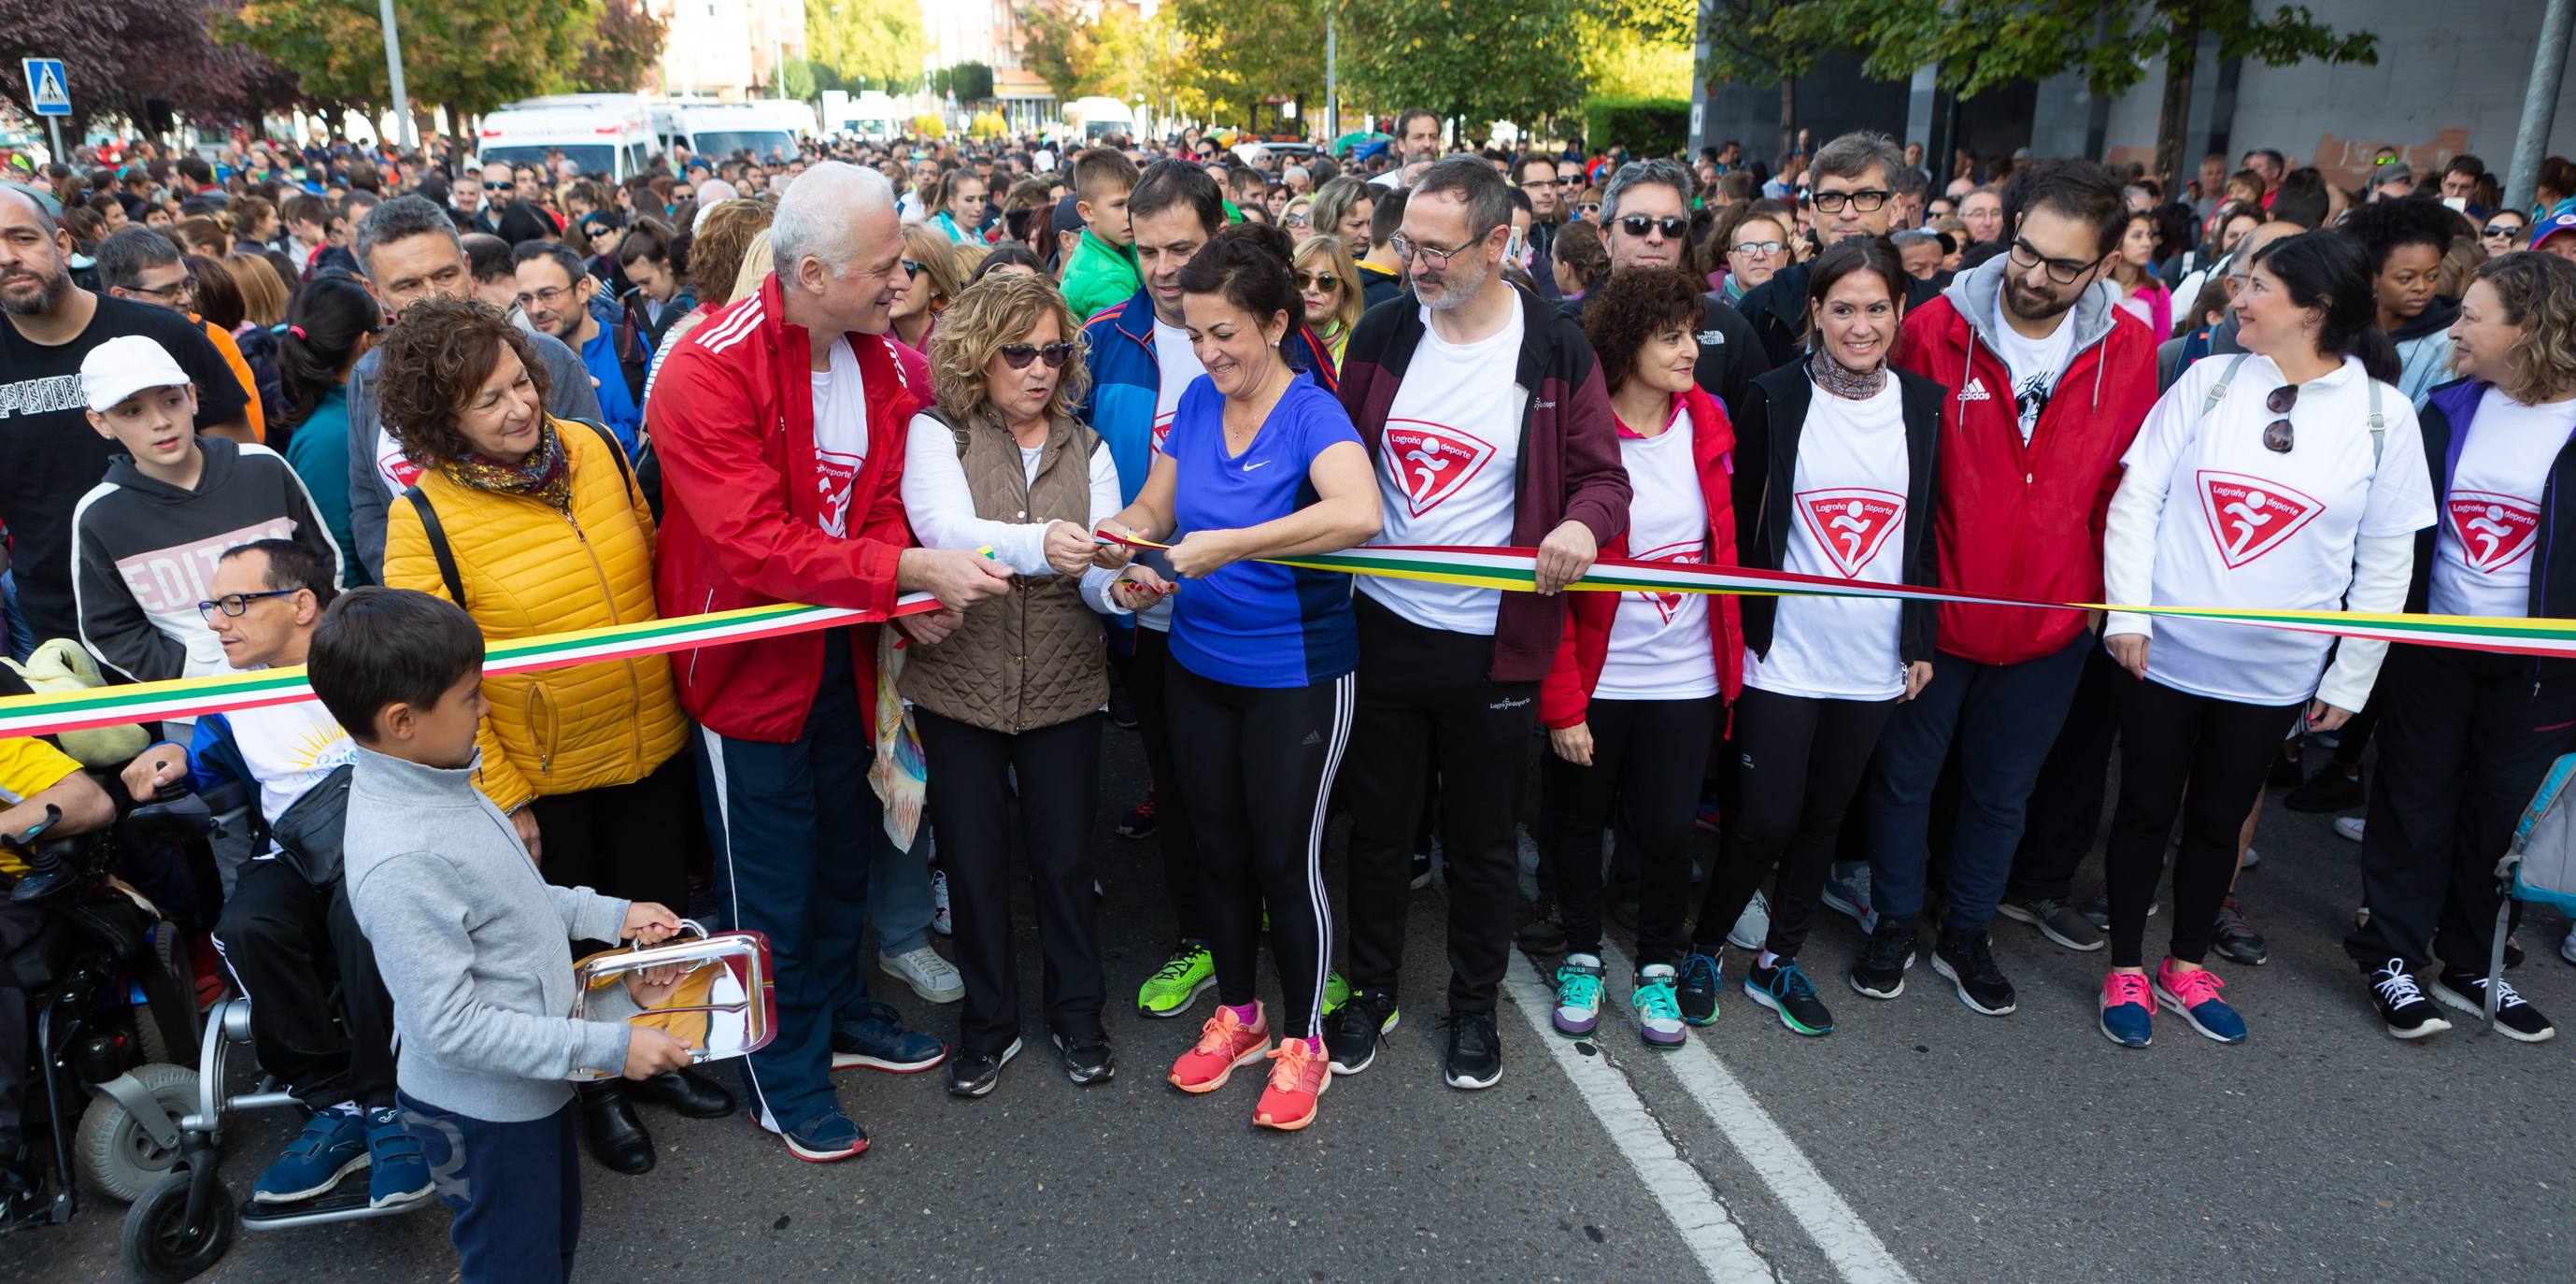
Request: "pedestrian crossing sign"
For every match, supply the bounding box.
[23,59,69,118]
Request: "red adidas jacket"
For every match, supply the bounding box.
[648,273,932,742]
[1540,385,1745,729]
[1891,266,2159,665]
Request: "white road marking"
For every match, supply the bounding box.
[1595,936,1921,1284]
[1501,948,1777,1283]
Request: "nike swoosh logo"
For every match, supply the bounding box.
[1242,460,1273,471]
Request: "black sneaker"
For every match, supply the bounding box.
[2284,764,2362,813]
[1324,988,1400,1075]
[1848,920,1916,1000]
[1744,958,1833,1035]
[2212,896,2269,965]
[1676,949,1723,1025]
[2076,885,2160,931]
[2363,960,2450,1040]
[1931,927,2017,1016]
[946,1037,1022,1097]
[2431,968,2557,1043]
[1114,790,1157,840]
[1443,1008,1502,1090]
[1050,1032,1117,1084]
[1997,895,2107,951]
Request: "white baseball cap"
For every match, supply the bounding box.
[79,334,192,412]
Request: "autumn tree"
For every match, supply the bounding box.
[1020,1,1158,105]
[217,0,591,126]
[1,0,295,136]
[808,0,928,91]
[575,0,668,93]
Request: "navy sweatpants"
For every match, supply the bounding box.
[401,1092,579,1284]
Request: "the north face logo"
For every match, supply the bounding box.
[1795,488,1904,578]
[1957,378,1993,403]
[2447,491,2542,573]
[1383,421,1497,517]
[1630,538,1704,621]
[2197,471,2322,568]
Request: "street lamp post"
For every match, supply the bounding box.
[377,0,415,150]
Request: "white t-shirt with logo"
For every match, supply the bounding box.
[2113,354,2436,706]
[811,337,869,536]
[1360,305,1528,634]
[1597,405,1718,700]
[1989,311,2076,446]
[1744,378,1909,700]
[2431,388,2576,619]
[1136,320,1207,634]
[215,695,356,855]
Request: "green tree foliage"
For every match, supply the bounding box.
[1162,0,1327,127]
[574,0,668,93]
[217,0,591,121]
[1020,2,1158,104]
[1327,0,1588,135]
[1695,0,1834,160]
[808,0,927,92]
[951,61,995,104]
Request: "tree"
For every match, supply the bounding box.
[1327,0,1588,137]
[217,0,593,124]
[1772,0,2379,193]
[574,0,667,93]
[1021,1,1158,104]
[951,61,994,105]
[1694,0,1835,163]
[808,0,926,92]
[1,0,294,136]
[1158,0,1324,127]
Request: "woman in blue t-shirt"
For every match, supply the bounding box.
[1095,224,1381,1133]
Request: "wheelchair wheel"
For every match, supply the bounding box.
[76,1062,199,1201]
[121,1170,235,1283]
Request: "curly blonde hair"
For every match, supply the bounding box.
[928,272,1090,423]
[2474,251,2576,406]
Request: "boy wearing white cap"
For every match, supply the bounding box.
[70,334,341,688]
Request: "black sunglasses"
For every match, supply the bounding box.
[2484,222,2526,239]
[2263,384,2298,453]
[999,342,1075,369]
[1617,215,1689,240]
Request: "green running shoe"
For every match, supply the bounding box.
[1138,939,1216,1018]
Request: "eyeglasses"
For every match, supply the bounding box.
[998,342,1075,369]
[900,260,926,278]
[132,278,196,303]
[515,284,574,309]
[1283,212,1311,229]
[1386,233,1475,269]
[2484,223,2526,239]
[196,589,298,620]
[2263,384,2298,453]
[1729,239,1786,258]
[1616,215,1689,240]
[2007,237,2099,286]
[1293,270,1342,293]
[1811,189,1892,213]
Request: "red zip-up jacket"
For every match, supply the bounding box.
[648,273,932,742]
[1890,261,2159,665]
[1540,385,1744,728]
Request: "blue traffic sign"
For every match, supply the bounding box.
[22,59,69,118]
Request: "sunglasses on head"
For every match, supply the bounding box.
[2263,384,2298,453]
[999,341,1075,369]
[1617,215,1689,240]
[1293,270,1342,293]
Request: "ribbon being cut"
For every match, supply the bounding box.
[4,536,2573,743]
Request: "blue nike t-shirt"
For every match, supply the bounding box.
[1164,372,1363,688]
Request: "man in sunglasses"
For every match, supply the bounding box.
[1735,131,1943,367]
[1564,159,1767,417]
[1856,159,2160,1003]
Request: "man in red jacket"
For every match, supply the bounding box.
[648,162,1009,1163]
[1854,160,2157,1016]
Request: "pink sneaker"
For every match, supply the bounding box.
[2155,960,2247,1043]
[2099,971,2154,1048]
[1169,1004,1270,1092]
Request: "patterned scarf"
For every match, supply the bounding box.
[1808,348,1888,401]
[442,419,573,512]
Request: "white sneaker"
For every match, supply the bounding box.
[881,945,965,1004]
[2334,817,2366,844]
[1727,889,1771,951]
[2560,923,2576,968]
[2240,846,2260,871]
[930,868,954,936]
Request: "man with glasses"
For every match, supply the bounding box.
[1572,160,1767,416]
[2439,156,2490,219]
[1326,156,1630,1091]
[1736,132,1943,367]
[95,227,269,444]
[511,241,644,456]
[1857,160,2160,997]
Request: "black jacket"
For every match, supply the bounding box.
[1729,360,1944,667]
[1563,283,1771,416]
[1736,260,1945,369]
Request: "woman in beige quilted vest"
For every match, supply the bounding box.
[899,272,1161,1099]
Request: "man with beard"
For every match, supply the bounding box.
[1848,159,2160,1008]
[511,241,643,454]
[0,182,249,647]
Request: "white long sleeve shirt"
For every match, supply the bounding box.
[900,412,1131,617]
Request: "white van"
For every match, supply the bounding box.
[664,102,799,164]
[1064,96,1136,142]
[478,96,657,181]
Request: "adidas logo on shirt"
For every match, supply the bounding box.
[1957,378,1994,403]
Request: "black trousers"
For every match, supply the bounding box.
[526,752,693,952]
[1543,695,1720,969]
[212,859,398,1112]
[1166,662,1353,1041]
[2009,641,2128,904]
[1697,686,1897,959]
[916,709,1105,1055]
[1342,597,1537,1013]
[2347,645,2576,973]
[2105,677,2300,968]
[1115,626,1202,940]
[0,899,43,1134]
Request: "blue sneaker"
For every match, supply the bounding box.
[1819,863,1879,934]
[1676,949,1723,1025]
[1744,958,1833,1035]
[832,1001,948,1072]
[363,1107,432,1207]
[2155,960,2247,1044]
[2100,971,2154,1048]
[780,1110,867,1163]
[253,1108,367,1204]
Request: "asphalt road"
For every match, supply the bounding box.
[12,727,2576,1283]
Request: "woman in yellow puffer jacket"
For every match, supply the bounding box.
[371,297,734,1168]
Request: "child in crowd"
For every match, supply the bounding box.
[1060,148,1143,317]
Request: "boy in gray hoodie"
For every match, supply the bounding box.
[310,586,691,1282]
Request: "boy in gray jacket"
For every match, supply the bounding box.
[309,586,690,1282]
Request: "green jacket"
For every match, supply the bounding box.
[1060,230,1142,320]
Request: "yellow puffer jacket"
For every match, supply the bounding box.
[382,418,685,813]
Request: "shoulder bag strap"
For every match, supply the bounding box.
[403,488,467,609]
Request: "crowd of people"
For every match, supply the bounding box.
[5,112,2576,1278]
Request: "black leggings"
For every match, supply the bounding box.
[1116,626,1202,939]
[525,751,693,951]
[1696,687,1897,959]
[1543,696,1720,968]
[1164,659,1353,1042]
[2105,678,2301,968]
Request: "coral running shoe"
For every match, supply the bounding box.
[2099,971,2154,1048]
[1254,1037,1330,1130]
[1169,1004,1271,1092]
[2155,960,2247,1044]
